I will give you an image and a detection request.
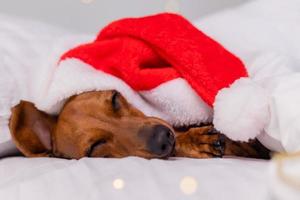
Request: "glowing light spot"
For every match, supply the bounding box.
[180,176,198,195]
[113,178,125,190]
[81,0,95,4]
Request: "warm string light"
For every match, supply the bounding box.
[180,176,198,195]
[113,178,125,190]
[274,152,300,189]
[111,176,198,194]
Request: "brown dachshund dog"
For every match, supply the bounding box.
[9,90,270,159]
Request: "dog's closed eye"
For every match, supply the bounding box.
[86,139,107,157]
[111,91,121,111]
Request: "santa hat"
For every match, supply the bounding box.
[39,13,266,140]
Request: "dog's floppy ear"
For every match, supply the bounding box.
[9,101,57,157]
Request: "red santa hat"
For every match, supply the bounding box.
[39,13,266,140]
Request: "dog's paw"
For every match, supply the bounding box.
[175,126,226,158]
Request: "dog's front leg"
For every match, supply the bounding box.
[174,126,270,159]
[174,126,225,158]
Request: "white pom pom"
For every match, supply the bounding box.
[213,78,270,141]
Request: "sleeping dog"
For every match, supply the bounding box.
[1,14,271,159]
[9,91,269,159]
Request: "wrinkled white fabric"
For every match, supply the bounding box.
[0,14,92,156]
[195,0,300,152]
[0,157,269,200]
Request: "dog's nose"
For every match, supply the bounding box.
[147,125,175,157]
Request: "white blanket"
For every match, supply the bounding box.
[0,14,92,156]
[0,157,270,200]
[195,0,300,152]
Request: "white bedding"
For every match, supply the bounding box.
[195,0,300,152]
[1,0,300,199]
[0,157,270,200]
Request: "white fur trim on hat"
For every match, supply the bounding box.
[38,59,212,126]
[213,78,270,141]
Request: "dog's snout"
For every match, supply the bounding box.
[147,125,175,157]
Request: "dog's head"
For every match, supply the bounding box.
[9,91,176,159]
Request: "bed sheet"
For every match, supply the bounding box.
[0,157,270,200]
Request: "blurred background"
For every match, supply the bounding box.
[0,0,248,33]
